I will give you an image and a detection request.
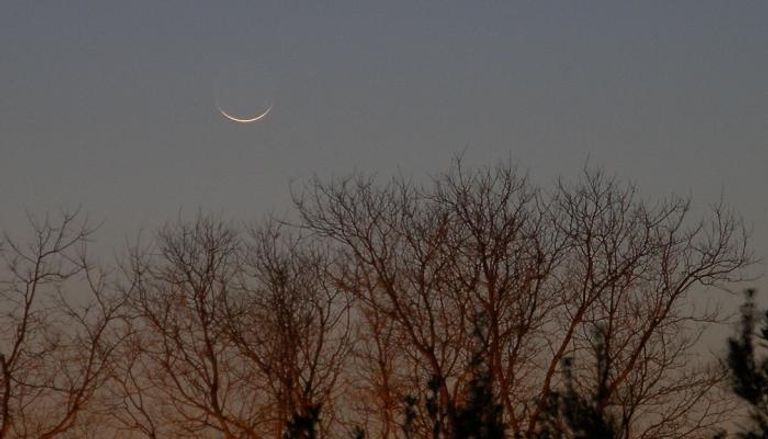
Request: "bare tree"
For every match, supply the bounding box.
[110,215,352,438]
[25,160,745,438]
[227,221,352,437]
[0,210,122,438]
[347,298,409,438]
[528,170,749,438]
[112,215,255,438]
[294,160,751,438]
[295,171,478,436]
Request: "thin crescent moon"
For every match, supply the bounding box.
[217,104,272,123]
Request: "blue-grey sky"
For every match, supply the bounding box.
[1,2,766,289]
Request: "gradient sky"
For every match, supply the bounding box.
[1,1,766,290]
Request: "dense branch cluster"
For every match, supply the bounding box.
[0,162,753,438]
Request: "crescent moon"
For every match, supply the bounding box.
[217,104,272,123]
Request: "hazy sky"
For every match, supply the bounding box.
[1,2,766,289]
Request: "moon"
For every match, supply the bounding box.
[217,103,272,123]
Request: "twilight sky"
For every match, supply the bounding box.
[1,2,766,289]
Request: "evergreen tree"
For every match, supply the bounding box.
[427,375,445,439]
[284,403,321,439]
[402,394,419,439]
[726,289,768,438]
[538,328,617,439]
[451,313,506,439]
[451,353,505,439]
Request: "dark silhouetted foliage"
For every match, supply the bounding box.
[427,375,444,439]
[402,394,418,439]
[538,329,617,439]
[537,360,615,439]
[351,426,366,439]
[284,404,321,439]
[726,289,768,438]
[451,317,506,439]
[451,360,506,439]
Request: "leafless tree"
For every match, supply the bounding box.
[110,215,352,438]
[226,221,353,437]
[347,298,409,438]
[294,160,751,438]
[15,161,747,438]
[526,170,749,438]
[0,210,123,438]
[111,216,254,438]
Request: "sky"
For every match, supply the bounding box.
[0,1,766,291]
